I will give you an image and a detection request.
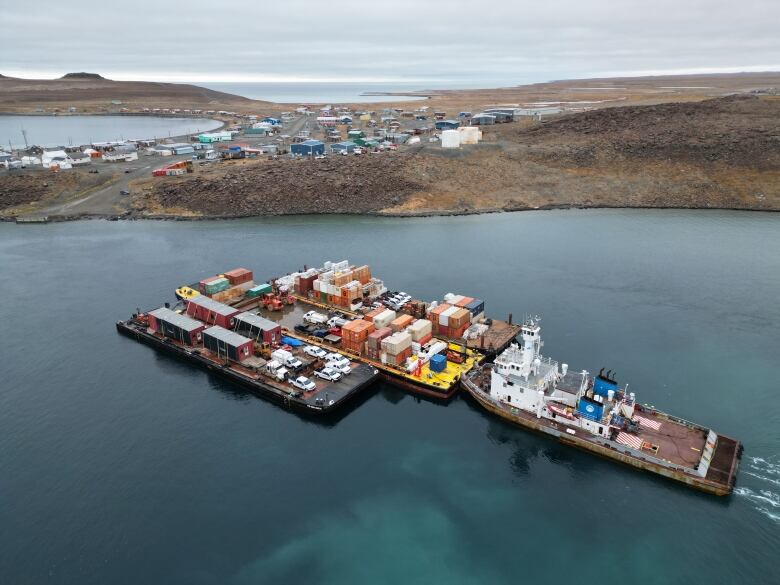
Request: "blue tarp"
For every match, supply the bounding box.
[281,335,304,347]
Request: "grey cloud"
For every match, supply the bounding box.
[1,0,778,83]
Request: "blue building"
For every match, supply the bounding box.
[435,119,460,130]
[331,141,357,154]
[290,139,325,156]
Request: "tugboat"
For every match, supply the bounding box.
[461,318,742,495]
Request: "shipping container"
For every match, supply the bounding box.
[381,331,412,355]
[367,326,392,350]
[341,319,375,343]
[223,267,253,285]
[407,318,432,341]
[373,309,397,329]
[233,312,282,344]
[449,308,471,329]
[465,299,485,317]
[391,314,415,332]
[204,277,230,295]
[577,397,604,421]
[455,296,474,308]
[186,296,240,328]
[364,307,386,322]
[429,353,447,372]
[246,283,273,298]
[202,326,253,362]
[439,305,459,327]
[148,307,205,345]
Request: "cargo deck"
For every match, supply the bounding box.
[116,317,378,415]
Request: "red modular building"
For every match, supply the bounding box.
[148,307,205,345]
[186,296,240,329]
[233,312,282,344]
[202,326,253,362]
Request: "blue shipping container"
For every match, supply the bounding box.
[430,354,447,372]
[577,398,604,421]
[465,299,484,315]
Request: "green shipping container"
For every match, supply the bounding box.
[204,277,230,295]
[247,283,273,298]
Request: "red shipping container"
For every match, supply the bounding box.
[367,326,392,349]
[223,268,253,285]
[186,297,240,329]
[364,307,385,322]
[417,333,433,346]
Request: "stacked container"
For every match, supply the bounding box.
[366,326,392,360]
[391,314,415,332]
[428,303,451,336]
[200,276,230,295]
[233,312,282,345]
[373,309,397,329]
[448,309,469,338]
[381,331,413,366]
[407,319,433,345]
[341,319,375,354]
[465,299,485,319]
[352,265,372,285]
[223,268,253,286]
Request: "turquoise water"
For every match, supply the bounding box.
[1,210,778,584]
[0,115,222,149]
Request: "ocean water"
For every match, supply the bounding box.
[1,210,778,584]
[0,115,222,149]
[200,81,492,104]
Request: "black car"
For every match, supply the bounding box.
[294,324,309,334]
[119,189,130,196]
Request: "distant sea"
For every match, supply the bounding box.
[198,81,512,104]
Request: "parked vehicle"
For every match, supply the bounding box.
[314,367,342,382]
[265,360,289,381]
[303,311,328,325]
[291,376,316,391]
[271,349,303,370]
[304,345,327,359]
[325,354,352,375]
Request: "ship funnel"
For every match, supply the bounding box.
[599,368,605,377]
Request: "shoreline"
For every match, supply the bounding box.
[4,203,777,224]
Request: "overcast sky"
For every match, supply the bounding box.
[2,0,778,85]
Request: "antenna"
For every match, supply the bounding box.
[21,128,28,149]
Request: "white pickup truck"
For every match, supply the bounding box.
[303,311,328,326]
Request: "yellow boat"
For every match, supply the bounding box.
[175,286,200,301]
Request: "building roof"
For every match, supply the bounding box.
[235,311,280,332]
[203,325,252,347]
[150,307,204,332]
[68,152,89,159]
[187,295,239,317]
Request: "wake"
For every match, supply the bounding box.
[735,456,780,523]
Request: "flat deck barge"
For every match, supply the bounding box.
[116,317,378,415]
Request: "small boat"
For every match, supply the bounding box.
[175,286,200,301]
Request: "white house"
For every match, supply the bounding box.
[42,149,69,168]
[66,152,91,165]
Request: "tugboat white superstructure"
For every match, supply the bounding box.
[462,318,742,495]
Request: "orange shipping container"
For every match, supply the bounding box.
[449,308,471,329]
[341,319,375,342]
[364,307,385,321]
[391,314,415,332]
[455,296,474,308]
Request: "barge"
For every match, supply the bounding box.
[116,310,378,415]
[462,318,742,495]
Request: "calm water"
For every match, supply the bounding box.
[0,115,222,149]
[1,210,778,584]
[201,81,491,103]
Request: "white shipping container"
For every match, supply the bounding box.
[313,279,321,292]
[373,309,397,329]
[407,319,432,341]
[439,306,458,326]
[381,331,412,354]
